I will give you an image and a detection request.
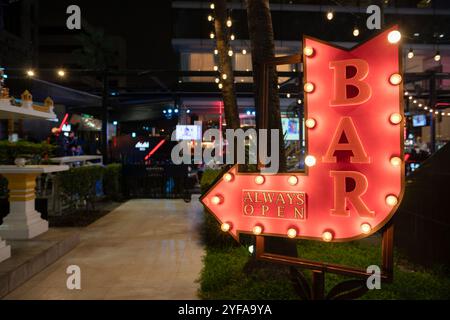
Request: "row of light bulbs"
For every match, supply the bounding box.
[208,2,249,91]
[25,69,66,78]
[214,171,400,241]
[407,48,441,62]
[325,10,361,38]
[326,9,444,60]
[406,92,450,116]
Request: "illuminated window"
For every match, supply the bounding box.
[181,52,215,82]
[234,53,253,83]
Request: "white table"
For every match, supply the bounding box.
[0,165,69,240]
[49,155,103,167]
[0,98,56,120]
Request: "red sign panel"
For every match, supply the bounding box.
[201,27,404,242]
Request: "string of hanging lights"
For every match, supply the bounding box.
[207,3,445,103]
[404,91,450,117]
[208,2,241,90]
[207,1,251,89]
[322,3,446,61]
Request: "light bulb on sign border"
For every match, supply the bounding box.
[389,113,402,125]
[386,195,398,207]
[389,73,402,85]
[390,156,402,167]
[287,228,297,238]
[221,222,231,232]
[223,173,234,182]
[322,231,333,242]
[253,225,263,235]
[303,46,314,57]
[305,118,316,129]
[255,175,265,185]
[387,30,401,44]
[304,82,315,93]
[360,223,372,234]
[288,176,298,186]
[305,155,316,167]
[211,195,222,205]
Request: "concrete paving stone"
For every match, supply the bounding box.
[3,196,205,300]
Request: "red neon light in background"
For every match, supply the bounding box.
[144,139,166,160]
[434,102,450,108]
[58,113,69,132]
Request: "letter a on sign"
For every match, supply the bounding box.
[201,27,404,241]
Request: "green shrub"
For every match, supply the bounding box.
[103,163,122,199]
[200,168,237,248]
[0,140,54,165]
[60,165,104,211]
[200,169,222,193]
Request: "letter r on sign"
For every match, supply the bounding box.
[330,171,374,218]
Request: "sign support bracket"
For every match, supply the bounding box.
[255,223,394,300]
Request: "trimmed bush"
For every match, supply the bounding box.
[60,165,104,211]
[0,140,54,165]
[103,163,122,199]
[200,168,236,248]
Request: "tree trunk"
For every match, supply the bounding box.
[213,0,240,130]
[246,0,286,172]
[246,0,296,257]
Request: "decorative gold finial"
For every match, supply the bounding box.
[1,87,9,99]
[44,97,54,108]
[21,90,33,102]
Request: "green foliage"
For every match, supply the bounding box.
[200,168,236,248]
[199,240,450,300]
[199,246,297,300]
[0,140,55,165]
[200,169,223,193]
[103,163,122,199]
[72,24,117,70]
[60,165,104,211]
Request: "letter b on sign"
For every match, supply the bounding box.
[330,59,371,106]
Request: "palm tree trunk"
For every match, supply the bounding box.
[246,0,296,257]
[214,0,240,130]
[246,0,286,172]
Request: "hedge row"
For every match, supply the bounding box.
[200,168,237,248]
[59,163,122,210]
[0,140,54,165]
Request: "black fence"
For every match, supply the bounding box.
[394,142,450,268]
[122,164,198,199]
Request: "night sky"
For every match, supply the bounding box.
[39,0,176,76]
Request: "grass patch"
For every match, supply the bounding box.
[199,239,450,300]
[200,246,298,300]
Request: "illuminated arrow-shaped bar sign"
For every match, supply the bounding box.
[201,27,404,242]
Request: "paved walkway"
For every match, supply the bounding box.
[4,197,205,299]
